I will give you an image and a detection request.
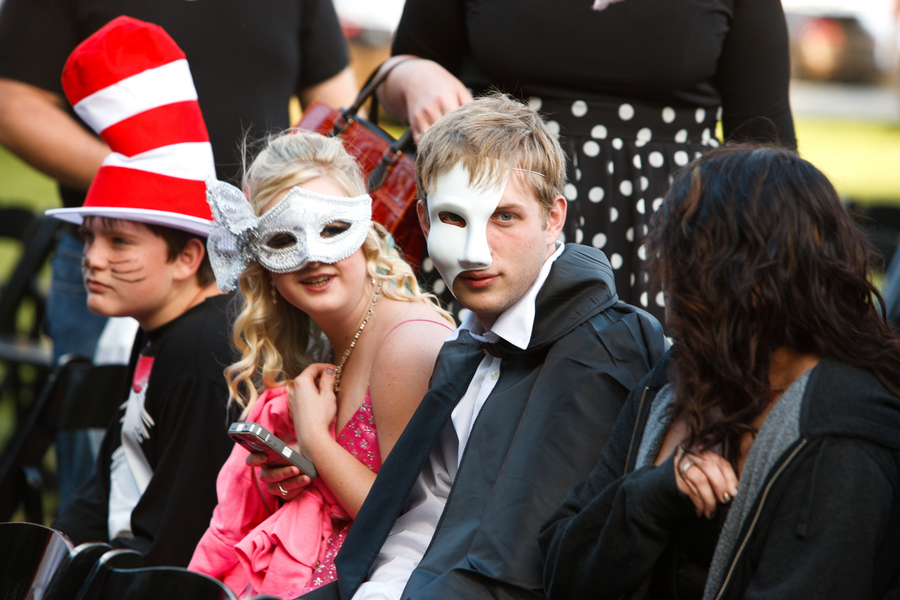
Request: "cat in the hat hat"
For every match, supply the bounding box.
[46,14,223,325]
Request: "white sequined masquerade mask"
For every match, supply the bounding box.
[206,179,372,291]
[426,163,508,294]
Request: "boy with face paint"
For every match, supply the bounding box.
[305,93,668,600]
[45,18,237,566]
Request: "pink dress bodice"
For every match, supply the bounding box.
[302,390,382,591]
[337,388,382,473]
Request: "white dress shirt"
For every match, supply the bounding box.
[352,243,565,600]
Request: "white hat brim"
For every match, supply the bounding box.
[46,207,211,237]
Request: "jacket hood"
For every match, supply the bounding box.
[490,245,618,357]
[803,358,900,451]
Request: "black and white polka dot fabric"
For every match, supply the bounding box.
[417,98,721,326]
[542,97,720,325]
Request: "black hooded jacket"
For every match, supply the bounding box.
[540,354,900,600]
[304,244,667,600]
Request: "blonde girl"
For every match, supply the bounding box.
[190,131,453,598]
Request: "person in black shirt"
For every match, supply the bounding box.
[0,0,354,193]
[53,283,237,567]
[46,18,239,566]
[0,0,356,507]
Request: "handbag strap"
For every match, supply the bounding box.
[341,57,416,129]
[367,128,414,192]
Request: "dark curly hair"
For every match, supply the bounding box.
[648,144,900,464]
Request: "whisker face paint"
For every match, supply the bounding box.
[108,258,145,282]
[110,267,147,283]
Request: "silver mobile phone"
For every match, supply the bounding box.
[228,421,318,479]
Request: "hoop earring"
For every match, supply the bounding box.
[270,280,278,304]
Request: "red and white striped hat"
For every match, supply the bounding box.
[46,16,215,236]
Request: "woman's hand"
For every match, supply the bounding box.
[289,363,338,459]
[379,57,473,141]
[248,451,312,501]
[247,364,336,501]
[674,447,739,519]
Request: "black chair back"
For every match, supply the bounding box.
[75,549,235,600]
[0,356,90,522]
[0,354,127,522]
[0,213,61,353]
[44,542,112,600]
[0,522,71,600]
[0,214,63,513]
[0,206,38,245]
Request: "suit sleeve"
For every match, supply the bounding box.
[738,438,899,599]
[411,312,668,599]
[119,377,234,567]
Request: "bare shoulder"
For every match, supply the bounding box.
[371,301,453,379]
[368,302,454,454]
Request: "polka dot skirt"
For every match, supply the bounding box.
[418,97,721,328]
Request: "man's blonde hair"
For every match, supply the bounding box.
[415,92,566,221]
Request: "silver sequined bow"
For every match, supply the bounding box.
[206,178,261,292]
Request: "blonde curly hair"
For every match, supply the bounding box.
[226,130,453,417]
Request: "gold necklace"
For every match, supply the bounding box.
[333,283,380,392]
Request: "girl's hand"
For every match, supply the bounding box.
[289,363,338,459]
[674,446,739,519]
[248,450,313,501]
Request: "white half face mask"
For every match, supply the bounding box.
[206,179,372,291]
[426,163,508,293]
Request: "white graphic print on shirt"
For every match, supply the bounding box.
[108,353,155,540]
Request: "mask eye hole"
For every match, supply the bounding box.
[321,221,351,238]
[438,212,466,228]
[265,233,298,249]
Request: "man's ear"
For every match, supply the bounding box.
[417,199,430,238]
[545,195,567,241]
[173,237,206,283]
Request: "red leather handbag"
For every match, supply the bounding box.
[294,65,423,269]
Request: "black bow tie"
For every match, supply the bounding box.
[481,341,505,359]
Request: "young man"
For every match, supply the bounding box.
[300,94,669,599]
[46,18,236,567]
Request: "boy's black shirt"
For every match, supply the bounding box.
[53,293,239,567]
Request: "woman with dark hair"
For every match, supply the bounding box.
[539,144,900,600]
